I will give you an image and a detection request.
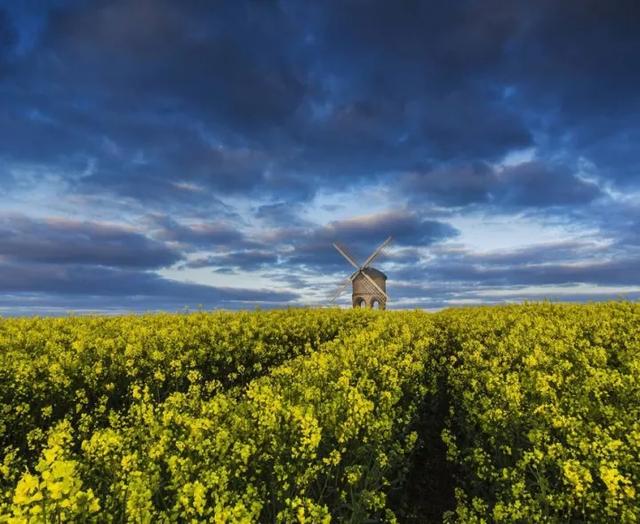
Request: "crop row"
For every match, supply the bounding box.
[436,302,640,522]
[0,308,377,502]
[4,312,436,522]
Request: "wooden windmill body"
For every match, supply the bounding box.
[331,237,392,309]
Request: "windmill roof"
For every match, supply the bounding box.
[358,267,387,279]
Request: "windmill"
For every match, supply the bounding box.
[330,236,392,309]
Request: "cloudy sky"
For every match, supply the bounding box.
[0,0,639,314]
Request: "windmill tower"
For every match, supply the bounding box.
[331,237,392,309]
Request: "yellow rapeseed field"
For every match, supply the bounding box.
[0,303,638,522]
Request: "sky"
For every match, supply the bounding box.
[0,0,639,315]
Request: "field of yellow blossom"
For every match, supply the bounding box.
[1,303,638,522]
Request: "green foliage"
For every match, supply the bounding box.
[0,303,638,522]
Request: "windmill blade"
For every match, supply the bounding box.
[329,277,352,304]
[329,269,360,304]
[333,242,360,269]
[361,236,393,268]
[361,271,388,300]
[360,275,386,301]
[362,271,388,300]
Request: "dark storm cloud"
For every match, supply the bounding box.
[38,0,305,128]
[510,2,640,119]
[76,131,275,203]
[315,0,640,184]
[401,161,603,208]
[254,202,310,227]
[510,1,640,190]
[432,258,640,288]
[0,0,307,200]
[390,241,640,289]
[0,213,296,312]
[302,0,530,163]
[382,241,640,308]
[7,0,638,206]
[149,215,252,251]
[494,162,602,207]
[586,200,640,249]
[1,0,639,211]
[400,163,497,207]
[0,214,180,269]
[324,212,459,249]
[447,242,608,267]
[184,250,278,271]
[0,261,297,312]
[0,7,15,76]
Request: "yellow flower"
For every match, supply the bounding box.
[13,474,41,506]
